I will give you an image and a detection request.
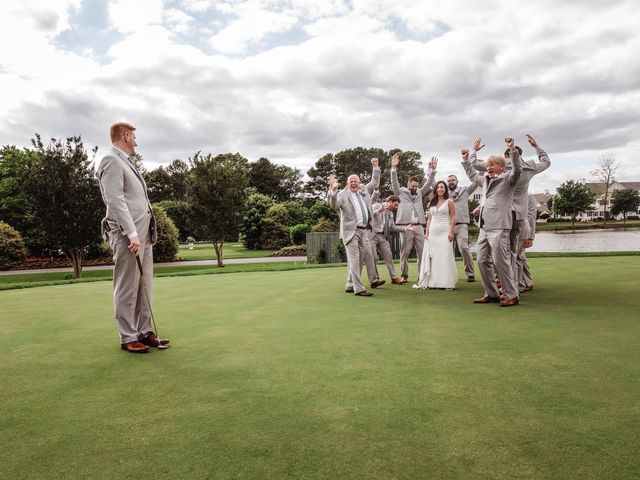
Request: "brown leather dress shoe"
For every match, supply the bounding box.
[399,275,408,284]
[473,295,500,304]
[391,277,402,285]
[140,333,170,347]
[121,341,149,353]
[522,285,533,292]
[499,296,520,307]
[371,279,386,288]
[355,290,374,297]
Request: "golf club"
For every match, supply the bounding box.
[136,254,169,350]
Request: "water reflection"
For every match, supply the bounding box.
[470,228,640,252]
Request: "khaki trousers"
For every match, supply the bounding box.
[453,223,475,278]
[399,226,425,278]
[370,232,397,279]
[476,228,518,299]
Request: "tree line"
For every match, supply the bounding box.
[0,135,423,276]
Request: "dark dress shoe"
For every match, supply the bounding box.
[391,277,402,285]
[399,275,408,284]
[345,287,354,293]
[499,296,520,307]
[473,295,500,304]
[140,333,170,347]
[371,279,386,288]
[355,290,374,297]
[121,341,149,353]
[467,276,475,282]
[522,285,533,292]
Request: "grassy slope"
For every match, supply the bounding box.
[1,257,639,479]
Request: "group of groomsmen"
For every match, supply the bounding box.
[327,135,550,306]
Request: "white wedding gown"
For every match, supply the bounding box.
[415,202,458,289]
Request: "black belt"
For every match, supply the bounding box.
[455,222,469,225]
[356,226,367,229]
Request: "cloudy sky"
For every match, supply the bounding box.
[1,0,639,193]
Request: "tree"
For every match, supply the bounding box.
[610,188,640,223]
[23,135,104,277]
[188,152,250,266]
[591,156,618,225]
[155,199,194,242]
[242,193,274,249]
[553,180,597,228]
[304,147,423,198]
[0,220,28,267]
[249,157,303,201]
[145,159,190,203]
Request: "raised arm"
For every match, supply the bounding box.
[419,156,438,197]
[461,145,483,189]
[390,153,401,195]
[326,174,341,210]
[365,157,381,194]
[505,137,522,185]
[526,134,551,173]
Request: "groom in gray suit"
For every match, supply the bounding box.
[447,171,478,282]
[97,122,169,353]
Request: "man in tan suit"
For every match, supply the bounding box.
[97,122,169,353]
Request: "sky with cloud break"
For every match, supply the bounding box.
[1,0,639,193]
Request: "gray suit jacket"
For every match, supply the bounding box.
[97,147,156,243]
[371,203,404,238]
[471,147,550,221]
[327,168,379,244]
[449,184,478,224]
[391,168,437,225]
[463,150,522,230]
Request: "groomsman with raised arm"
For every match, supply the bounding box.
[369,195,404,284]
[327,161,382,297]
[391,154,437,284]
[447,168,478,282]
[471,134,551,294]
[462,137,522,307]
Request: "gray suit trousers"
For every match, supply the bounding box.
[517,242,533,290]
[108,213,154,343]
[370,232,397,279]
[345,229,374,293]
[476,228,518,299]
[399,227,424,278]
[453,224,475,278]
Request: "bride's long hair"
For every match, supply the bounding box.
[428,180,449,208]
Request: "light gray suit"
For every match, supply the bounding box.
[518,193,537,291]
[449,183,478,279]
[463,149,522,299]
[328,169,379,293]
[391,167,437,279]
[97,147,156,344]
[369,202,404,280]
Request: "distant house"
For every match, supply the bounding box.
[583,181,640,220]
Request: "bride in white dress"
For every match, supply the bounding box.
[414,180,458,290]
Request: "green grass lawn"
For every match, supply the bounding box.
[1,257,639,479]
[178,242,276,261]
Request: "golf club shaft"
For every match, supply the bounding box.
[136,254,161,341]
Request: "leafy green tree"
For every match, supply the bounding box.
[145,159,190,203]
[249,157,303,201]
[305,147,423,198]
[242,193,274,249]
[308,200,339,225]
[553,180,597,228]
[155,199,194,241]
[188,152,250,266]
[258,204,292,249]
[282,201,308,226]
[610,188,640,223]
[23,135,104,277]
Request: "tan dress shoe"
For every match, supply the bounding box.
[121,341,149,353]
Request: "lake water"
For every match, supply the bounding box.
[471,228,640,253]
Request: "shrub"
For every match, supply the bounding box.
[152,205,180,262]
[270,245,306,256]
[309,200,339,225]
[311,218,338,232]
[282,201,309,226]
[0,221,29,267]
[333,239,347,262]
[155,200,194,242]
[242,193,274,249]
[289,223,310,245]
[259,217,291,249]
